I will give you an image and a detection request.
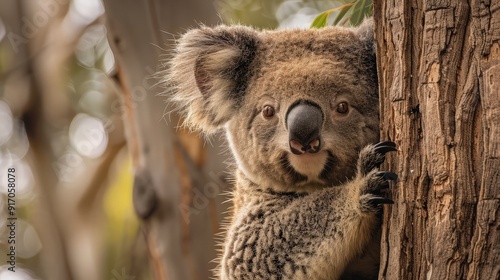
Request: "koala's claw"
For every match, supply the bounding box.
[376,171,398,182]
[360,194,394,212]
[373,142,397,156]
[374,141,396,149]
[358,141,397,176]
[364,171,396,195]
[368,197,394,206]
[359,143,397,211]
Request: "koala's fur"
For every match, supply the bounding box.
[166,19,395,280]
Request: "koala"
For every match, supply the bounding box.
[166,18,397,280]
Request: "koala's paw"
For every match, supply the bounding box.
[358,141,397,211]
[358,141,397,176]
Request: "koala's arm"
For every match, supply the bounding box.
[220,143,396,280]
[222,180,376,279]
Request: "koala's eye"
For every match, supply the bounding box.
[336,102,349,114]
[262,105,276,118]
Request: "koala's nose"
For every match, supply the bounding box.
[286,102,323,155]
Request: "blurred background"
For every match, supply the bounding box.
[0,0,361,279]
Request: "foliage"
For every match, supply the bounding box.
[310,0,373,28]
[216,0,282,28]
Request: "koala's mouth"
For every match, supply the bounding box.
[285,150,336,185]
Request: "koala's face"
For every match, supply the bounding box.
[169,21,379,192]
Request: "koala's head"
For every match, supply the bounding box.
[168,20,379,193]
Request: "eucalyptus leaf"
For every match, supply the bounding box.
[349,0,372,26]
[311,3,356,28]
[310,11,330,28]
[311,0,373,28]
[333,3,354,26]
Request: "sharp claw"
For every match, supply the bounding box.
[369,197,394,205]
[379,182,390,190]
[374,145,397,155]
[376,171,398,181]
[370,178,389,192]
[374,141,396,148]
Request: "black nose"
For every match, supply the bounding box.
[286,101,323,155]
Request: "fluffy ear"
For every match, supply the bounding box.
[167,25,259,134]
[356,17,376,56]
[355,17,378,91]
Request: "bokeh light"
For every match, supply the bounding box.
[0,101,14,146]
[0,266,38,280]
[69,113,108,159]
[69,0,104,26]
[3,124,30,161]
[16,220,43,259]
[0,16,5,42]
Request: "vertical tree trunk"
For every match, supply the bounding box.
[374,0,499,279]
[103,1,228,279]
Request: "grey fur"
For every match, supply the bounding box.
[166,19,395,280]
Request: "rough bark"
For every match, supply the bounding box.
[103,1,228,279]
[374,0,499,279]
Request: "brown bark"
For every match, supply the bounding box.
[374,0,499,279]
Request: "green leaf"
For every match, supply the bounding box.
[310,11,331,28]
[349,0,372,26]
[333,3,354,26]
[310,3,355,29]
[339,15,352,26]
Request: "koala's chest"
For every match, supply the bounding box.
[223,196,330,279]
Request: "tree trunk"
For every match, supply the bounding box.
[103,1,228,279]
[374,0,499,279]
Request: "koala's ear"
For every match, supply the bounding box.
[356,17,376,55]
[168,25,259,134]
